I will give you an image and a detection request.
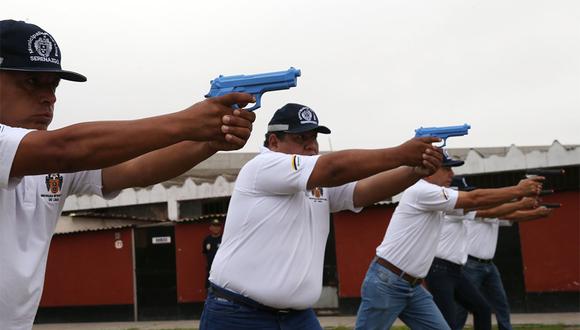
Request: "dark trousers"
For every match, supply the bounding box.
[425,258,492,330]
[457,258,513,330]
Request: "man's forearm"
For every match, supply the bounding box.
[475,200,526,218]
[458,186,522,210]
[353,167,421,208]
[102,141,217,194]
[308,147,406,189]
[12,114,188,177]
[502,208,551,222]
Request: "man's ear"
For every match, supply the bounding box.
[268,133,279,151]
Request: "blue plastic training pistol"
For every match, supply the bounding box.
[205,67,301,111]
[414,124,471,147]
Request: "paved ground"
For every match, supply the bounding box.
[32,312,580,329]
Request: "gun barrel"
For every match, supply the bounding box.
[539,189,555,196]
[205,67,301,111]
[526,168,565,176]
[415,124,471,137]
[541,203,561,209]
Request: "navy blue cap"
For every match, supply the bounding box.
[442,149,464,167]
[0,20,86,82]
[451,176,476,191]
[267,103,331,134]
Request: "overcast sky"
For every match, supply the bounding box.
[4,0,579,152]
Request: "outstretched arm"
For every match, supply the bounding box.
[455,178,543,211]
[475,197,538,219]
[501,206,553,222]
[307,137,441,190]
[102,109,255,193]
[10,94,255,178]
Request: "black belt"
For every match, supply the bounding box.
[468,255,493,264]
[209,284,295,314]
[432,257,462,272]
[375,256,423,287]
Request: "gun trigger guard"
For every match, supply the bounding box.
[243,93,262,112]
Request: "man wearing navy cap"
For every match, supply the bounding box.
[202,219,223,288]
[0,19,255,329]
[355,151,544,330]
[424,175,544,330]
[454,178,554,330]
[201,102,444,329]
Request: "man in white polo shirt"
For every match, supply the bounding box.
[355,152,543,330]
[200,103,443,330]
[456,180,553,330]
[425,176,540,330]
[0,20,255,330]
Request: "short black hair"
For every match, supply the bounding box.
[263,131,286,147]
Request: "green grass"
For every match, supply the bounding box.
[138,326,579,330]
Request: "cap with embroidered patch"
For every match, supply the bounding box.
[0,20,86,82]
[442,149,464,167]
[209,219,222,226]
[267,103,331,134]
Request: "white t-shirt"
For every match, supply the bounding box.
[210,147,361,309]
[0,125,107,330]
[465,217,512,260]
[435,211,477,265]
[376,179,459,278]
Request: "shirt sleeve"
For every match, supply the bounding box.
[479,217,500,224]
[461,210,477,221]
[413,183,459,212]
[0,125,33,188]
[67,169,120,199]
[239,152,320,195]
[327,181,362,213]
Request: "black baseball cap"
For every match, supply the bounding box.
[451,176,476,191]
[0,20,86,82]
[442,149,464,167]
[210,219,222,226]
[267,103,331,134]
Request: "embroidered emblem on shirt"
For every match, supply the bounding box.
[307,187,327,203]
[442,188,449,200]
[42,173,63,202]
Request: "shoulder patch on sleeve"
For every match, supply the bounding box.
[442,188,449,200]
[291,154,302,171]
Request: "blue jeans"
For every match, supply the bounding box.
[355,260,450,330]
[456,259,512,330]
[200,287,322,330]
[425,258,491,330]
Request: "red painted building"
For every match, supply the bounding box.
[36,166,580,321]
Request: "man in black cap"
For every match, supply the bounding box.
[202,219,223,288]
[355,151,543,330]
[455,177,554,330]
[0,19,255,329]
[423,175,544,330]
[200,102,444,329]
